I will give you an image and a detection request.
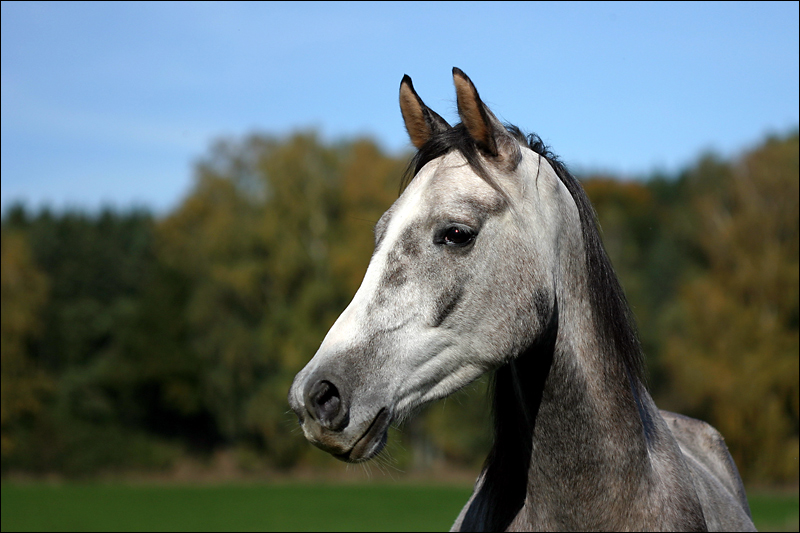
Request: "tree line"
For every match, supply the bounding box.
[1,130,797,483]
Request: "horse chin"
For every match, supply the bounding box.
[334,407,391,463]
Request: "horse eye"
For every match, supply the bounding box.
[443,226,476,246]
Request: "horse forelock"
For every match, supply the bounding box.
[401,124,510,204]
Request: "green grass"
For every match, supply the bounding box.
[0,482,472,532]
[1,482,796,532]
[748,490,800,532]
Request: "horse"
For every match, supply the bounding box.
[288,68,756,531]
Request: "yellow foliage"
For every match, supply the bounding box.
[0,230,52,458]
[663,134,799,482]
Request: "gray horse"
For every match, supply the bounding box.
[288,68,756,531]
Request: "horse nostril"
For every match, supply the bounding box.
[306,379,349,431]
[315,381,339,418]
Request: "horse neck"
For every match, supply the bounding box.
[519,262,654,523]
[510,253,710,531]
[459,165,707,531]
[463,247,656,531]
[485,237,710,532]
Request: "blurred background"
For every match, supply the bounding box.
[1,1,798,531]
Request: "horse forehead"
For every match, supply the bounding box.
[416,152,505,212]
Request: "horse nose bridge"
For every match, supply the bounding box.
[302,368,351,432]
[317,295,367,351]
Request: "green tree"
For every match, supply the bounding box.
[156,133,403,468]
[1,208,180,475]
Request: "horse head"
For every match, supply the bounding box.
[288,68,577,462]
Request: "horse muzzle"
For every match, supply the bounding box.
[288,368,392,463]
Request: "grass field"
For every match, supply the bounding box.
[1,482,797,532]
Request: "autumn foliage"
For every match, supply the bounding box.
[1,130,797,483]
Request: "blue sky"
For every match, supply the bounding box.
[2,1,798,214]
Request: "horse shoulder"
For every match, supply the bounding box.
[660,410,756,531]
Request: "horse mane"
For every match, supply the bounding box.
[402,123,647,387]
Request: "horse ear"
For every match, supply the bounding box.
[400,74,451,149]
[453,67,516,159]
